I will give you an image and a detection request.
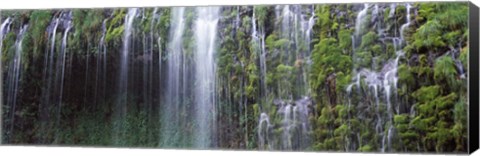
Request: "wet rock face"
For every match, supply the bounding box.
[0,2,469,152]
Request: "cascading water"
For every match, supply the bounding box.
[346,3,412,152]
[4,24,28,142]
[256,5,315,151]
[305,5,315,55]
[0,3,468,152]
[355,4,369,37]
[449,46,466,79]
[113,8,138,145]
[400,3,411,45]
[251,7,268,101]
[0,16,12,144]
[193,6,220,148]
[258,112,272,150]
[160,7,186,147]
[146,8,158,115]
[54,12,72,131]
[303,5,315,95]
[39,15,61,143]
[140,8,154,115]
[94,19,107,109]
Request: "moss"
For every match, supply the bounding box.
[336,72,351,92]
[254,6,268,27]
[333,124,349,136]
[435,93,457,110]
[444,30,462,47]
[314,5,332,39]
[0,3,470,151]
[252,103,260,118]
[336,105,347,119]
[331,22,339,30]
[399,132,419,140]
[358,145,373,152]
[265,33,277,50]
[395,124,408,132]
[338,29,352,51]
[274,38,289,49]
[245,85,256,99]
[356,51,373,67]
[398,64,414,85]
[436,3,468,30]
[394,114,409,124]
[412,20,446,50]
[360,31,377,49]
[371,44,382,56]
[106,25,125,43]
[433,56,457,87]
[412,85,440,102]
[106,9,126,42]
[28,10,52,57]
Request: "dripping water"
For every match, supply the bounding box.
[193,6,220,148]
[160,7,186,147]
[113,8,138,145]
[5,24,28,142]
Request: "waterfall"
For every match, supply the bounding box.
[0,3,468,152]
[400,3,411,44]
[346,3,412,152]
[355,4,369,37]
[252,7,268,102]
[193,6,220,148]
[305,5,315,55]
[449,46,466,79]
[39,16,61,143]
[94,19,108,109]
[235,6,240,31]
[140,8,155,115]
[258,113,272,150]
[5,24,28,142]
[256,5,315,151]
[148,8,158,115]
[113,8,138,145]
[161,7,186,147]
[302,5,316,95]
[372,4,379,23]
[389,4,396,18]
[54,13,72,137]
[0,16,12,144]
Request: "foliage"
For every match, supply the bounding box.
[0,3,469,153]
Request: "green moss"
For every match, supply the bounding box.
[444,30,462,47]
[338,29,352,51]
[434,56,457,87]
[412,85,440,102]
[336,105,347,119]
[333,124,348,136]
[274,38,289,49]
[434,93,457,110]
[106,25,125,43]
[394,114,409,124]
[28,10,52,57]
[399,132,419,140]
[254,6,268,27]
[371,44,382,56]
[265,33,277,50]
[106,9,126,42]
[358,145,373,152]
[398,64,414,85]
[360,31,377,49]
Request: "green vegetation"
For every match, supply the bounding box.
[0,2,469,153]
